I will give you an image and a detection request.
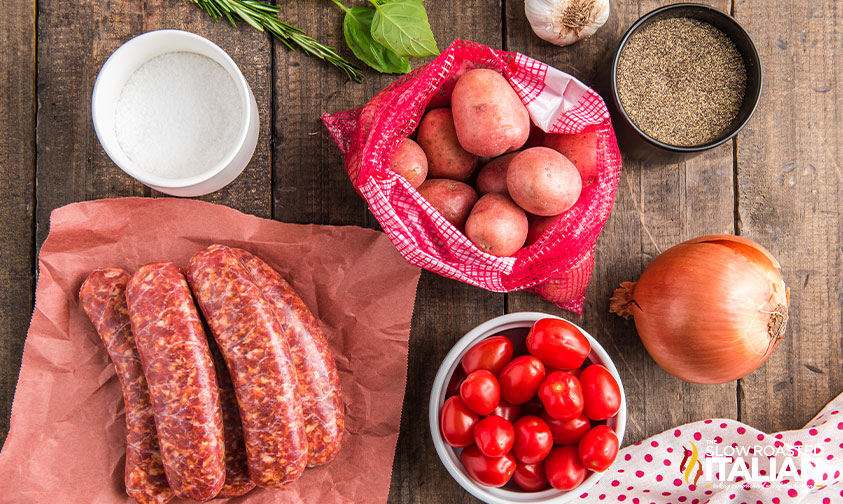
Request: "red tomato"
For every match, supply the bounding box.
[578,425,619,472]
[440,396,479,447]
[512,415,553,464]
[526,318,590,369]
[460,369,500,415]
[498,355,546,405]
[544,445,587,491]
[512,462,548,491]
[579,364,622,420]
[473,415,515,457]
[490,398,521,423]
[540,411,591,445]
[460,445,516,487]
[462,335,515,375]
[446,365,467,397]
[538,371,584,420]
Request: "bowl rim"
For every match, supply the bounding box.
[428,312,628,504]
[610,2,763,153]
[91,29,252,189]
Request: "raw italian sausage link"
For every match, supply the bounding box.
[207,336,256,497]
[79,268,174,504]
[126,262,225,502]
[187,244,307,488]
[232,248,344,466]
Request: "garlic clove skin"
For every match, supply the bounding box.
[525,0,610,47]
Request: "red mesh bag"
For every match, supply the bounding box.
[322,40,622,314]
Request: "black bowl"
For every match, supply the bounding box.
[608,3,762,162]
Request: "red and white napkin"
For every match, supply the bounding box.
[583,392,843,503]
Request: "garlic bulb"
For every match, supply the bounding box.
[525,0,610,47]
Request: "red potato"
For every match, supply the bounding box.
[417,179,479,232]
[544,132,599,182]
[475,153,518,195]
[526,214,559,246]
[388,138,428,188]
[451,69,531,158]
[417,108,479,181]
[507,147,582,216]
[465,193,528,257]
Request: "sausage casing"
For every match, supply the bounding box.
[207,336,257,497]
[79,268,174,504]
[232,248,344,466]
[126,262,225,501]
[187,245,307,487]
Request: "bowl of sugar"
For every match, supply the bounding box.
[92,30,258,197]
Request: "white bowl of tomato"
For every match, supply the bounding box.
[429,312,627,503]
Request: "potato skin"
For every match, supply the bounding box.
[465,193,528,257]
[451,69,531,158]
[544,132,599,182]
[417,178,479,231]
[526,214,559,245]
[507,147,582,216]
[475,153,518,195]
[417,108,479,181]
[388,138,428,188]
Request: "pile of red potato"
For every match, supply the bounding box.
[387,68,598,257]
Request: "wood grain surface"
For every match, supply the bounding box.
[1,0,841,502]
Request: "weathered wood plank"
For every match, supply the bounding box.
[505,0,738,445]
[35,0,272,257]
[734,0,843,431]
[0,0,36,446]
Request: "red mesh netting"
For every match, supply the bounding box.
[322,40,622,314]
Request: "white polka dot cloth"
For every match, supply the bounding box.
[578,392,843,503]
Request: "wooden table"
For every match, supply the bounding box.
[2,0,840,501]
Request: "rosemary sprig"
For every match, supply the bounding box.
[189,0,364,82]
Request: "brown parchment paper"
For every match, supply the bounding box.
[0,198,421,504]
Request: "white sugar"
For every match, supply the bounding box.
[115,52,243,179]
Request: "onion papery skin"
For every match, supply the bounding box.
[610,235,788,385]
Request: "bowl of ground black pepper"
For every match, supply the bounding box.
[609,3,762,161]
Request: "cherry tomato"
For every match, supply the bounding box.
[446,365,467,397]
[544,445,587,491]
[540,411,591,445]
[578,425,619,472]
[462,335,515,375]
[440,396,479,447]
[473,415,515,457]
[538,371,584,420]
[460,445,516,487]
[579,364,622,420]
[512,462,548,491]
[526,318,590,369]
[498,355,546,405]
[460,369,500,415]
[490,398,521,423]
[512,415,553,464]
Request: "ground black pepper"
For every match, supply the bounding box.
[617,17,747,147]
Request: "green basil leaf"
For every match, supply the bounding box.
[342,6,410,74]
[370,0,439,59]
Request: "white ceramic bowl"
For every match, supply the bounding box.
[429,312,627,504]
[91,30,259,197]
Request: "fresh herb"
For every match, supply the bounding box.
[333,2,411,74]
[369,0,439,58]
[189,0,365,82]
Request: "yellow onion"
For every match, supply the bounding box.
[609,235,789,384]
